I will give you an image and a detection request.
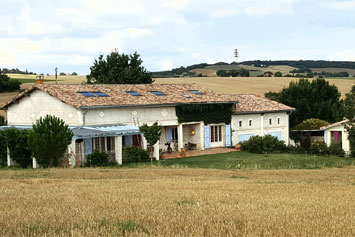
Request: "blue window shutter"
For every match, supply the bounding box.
[238,133,254,143]
[125,135,133,146]
[84,138,93,155]
[225,124,231,146]
[204,126,210,149]
[268,131,282,140]
[167,128,173,142]
[324,131,327,144]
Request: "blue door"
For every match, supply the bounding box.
[238,133,254,143]
[84,138,93,155]
[204,126,210,149]
[225,124,231,147]
[268,131,282,140]
[167,128,173,142]
[125,135,133,146]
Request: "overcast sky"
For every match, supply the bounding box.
[1,0,355,74]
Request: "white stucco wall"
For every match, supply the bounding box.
[231,112,290,145]
[324,124,351,154]
[84,106,178,126]
[7,90,82,126]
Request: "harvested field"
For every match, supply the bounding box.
[1,167,355,236]
[154,77,355,98]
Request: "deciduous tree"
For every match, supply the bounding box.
[265,78,344,127]
[87,50,152,84]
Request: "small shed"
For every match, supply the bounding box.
[321,120,351,155]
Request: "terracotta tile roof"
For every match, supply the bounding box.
[320,119,350,130]
[2,84,237,109]
[231,94,295,114]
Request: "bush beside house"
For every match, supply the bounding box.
[240,135,287,154]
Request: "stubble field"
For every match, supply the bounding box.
[1,167,355,236]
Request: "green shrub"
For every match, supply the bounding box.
[0,130,7,166]
[3,128,32,168]
[123,146,150,164]
[240,135,287,154]
[328,143,345,157]
[28,115,73,168]
[310,141,328,155]
[0,115,6,126]
[86,150,110,167]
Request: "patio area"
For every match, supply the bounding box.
[160,147,237,160]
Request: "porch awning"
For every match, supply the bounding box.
[0,124,141,140]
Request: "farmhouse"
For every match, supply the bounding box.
[1,83,294,167]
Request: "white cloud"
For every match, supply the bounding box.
[243,0,297,17]
[325,0,355,10]
[156,59,173,70]
[163,0,189,9]
[210,9,240,18]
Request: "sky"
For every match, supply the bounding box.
[1,0,355,75]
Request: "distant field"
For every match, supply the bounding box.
[190,65,297,76]
[311,67,355,76]
[6,74,86,87]
[154,77,354,98]
[1,166,355,236]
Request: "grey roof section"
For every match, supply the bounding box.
[0,124,141,140]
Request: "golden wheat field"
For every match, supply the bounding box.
[154,77,355,98]
[1,167,355,236]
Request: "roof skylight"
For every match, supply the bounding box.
[78,91,95,97]
[150,91,166,96]
[189,90,204,95]
[78,91,108,97]
[92,91,108,97]
[126,91,142,96]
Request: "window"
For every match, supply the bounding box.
[188,90,204,95]
[210,125,222,143]
[172,127,178,140]
[100,137,106,151]
[239,120,242,127]
[93,137,100,150]
[78,91,108,97]
[277,118,280,124]
[269,118,272,125]
[126,91,142,96]
[150,91,166,96]
[78,91,95,97]
[249,120,252,126]
[183,94,192,98]
[106,137,115,152]
[92,137,115,153]
[92,91,108,97]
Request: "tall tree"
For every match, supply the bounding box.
[265,78,344,127]
[87,50,152,84]
[28,115,73,167]
[344,85,355,156]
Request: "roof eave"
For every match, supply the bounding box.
[233,109,295,115]
[79,101,237,110]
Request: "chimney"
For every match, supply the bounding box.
[36,75,44,84]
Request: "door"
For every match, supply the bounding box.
[204,126,210,149]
